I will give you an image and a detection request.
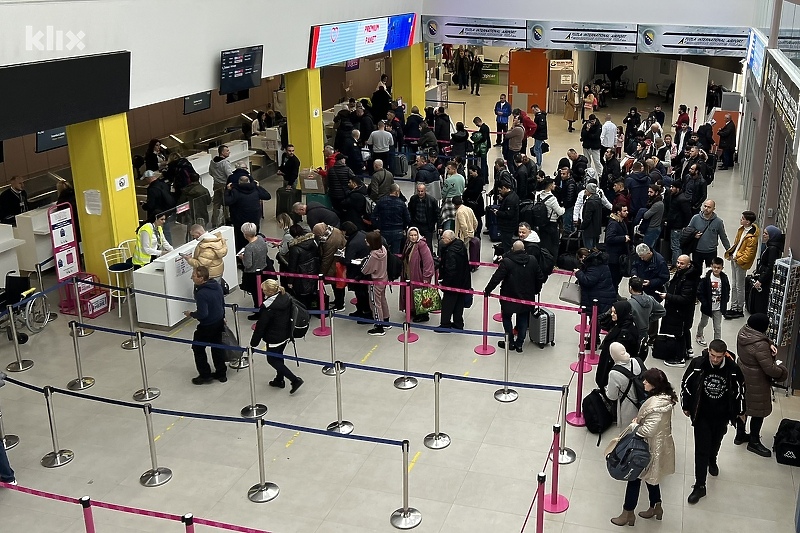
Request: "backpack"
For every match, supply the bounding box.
[387,252,403,281]
[532,193,553,231]
[364,196,376,215]
[605,425,651,481]
[613,358,648,409]
[583,389,615,444]
[773,418,800,466]
[529,243,555,278]
[289,296,310,339]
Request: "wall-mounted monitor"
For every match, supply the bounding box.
[36,127,68,153]
[309,13,417,69]
[220,45,263,95]
[183,91,212,114]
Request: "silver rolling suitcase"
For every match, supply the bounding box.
[529,295,556,349]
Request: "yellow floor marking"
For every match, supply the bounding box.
[153,416,184,442]
[463,371,470,377]
[472,358,478,363]
[285,431,301,448]
[408,451,421,472]
[361,344,379,363]
[168,321,191,338]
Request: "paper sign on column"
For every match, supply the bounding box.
[83,190,102,215]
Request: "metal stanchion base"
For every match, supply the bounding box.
[327,420,354,434]
[229,356,250,370]
[247,482,280,503]
[390,507,422,530]
[558,447,577,464]
[41,449,74,468]
[394,376,418,390]
[67,377,95,391]
[139,467,173,487]
[494,388,519,403]
[2,435,20,450]
[70,327,94,337]
[322,364,344,376]
[133,387,161,402]
[543,493,569,513]
[6,360,34,372]
[423,432,451,450]
[565,412,586,427]
[492,312,503,322]
[121,337,144,350]
[474,344,496,356]
[241,404,268,419]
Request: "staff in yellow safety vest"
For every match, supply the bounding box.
[132,213,174,268]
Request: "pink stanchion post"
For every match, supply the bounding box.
[569,311,591,373]
[182,513,195,533]
[543,425,570,513]
[474,293,496,356]
[313,274,331,336]
[397,280,419,343]
[536,472,546,533]
[586,301,600,365]
[80,496,96,533]
[566,345,587,427]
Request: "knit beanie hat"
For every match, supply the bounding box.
[610,342,630,363]
[747,313,770,334]
[764,225,782,242]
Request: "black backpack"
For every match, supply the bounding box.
[387,252,403,281]
[583,388,615,445]
[532,193,553,231]
[606,426,651,481]
[530,243,555,278]
[289,296,310,339]
[613,358,648,409]
[773,419,800,466]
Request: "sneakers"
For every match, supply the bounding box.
[724,309,744,320]
[213,372,228,383]
[733,433,750,445]
[333,304,346,313]
[747,441,772,457]
[383,324,393,330]
[664,359,686,368]
[687,484,706,504]
[368,326,386,336]
[289,378,304,395]
[191,376,214,385]
[708,462,719,476]
[695,336,706,346]
[269,379,286,388]
[687,348,694,356]
[515,344,524,353]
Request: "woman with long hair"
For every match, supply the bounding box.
[610,368,676,526]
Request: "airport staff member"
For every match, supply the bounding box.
[132,213,174,269]
[0,175,29,226]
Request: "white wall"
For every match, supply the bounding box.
[422,0,758,27]
[673,61,710,129]
[0,0,423,108]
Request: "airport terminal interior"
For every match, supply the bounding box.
[0,2,799,533]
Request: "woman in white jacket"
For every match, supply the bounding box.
[604,342,643,428]
[610,367,677,526]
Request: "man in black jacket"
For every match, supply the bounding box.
[372,184,410,254]
[342,177,370,231]
[567,148,589,183]
[491,183,520,254]
[665,182,692,268]
[484,240,545,352]
[408,183,439,253]
[580,114,603,176]
[717,114,737,170]
[184,266,227,385]
[342,130,366,176]
[277,145,301,188]
[0,175,29,226]
[341,222,372,319]
[327,153,355,218]
[141,170,176,242]
[680,339,746,504]
[580,183,603,249]
[531,104,548,168]
[434,107,452,149]
[513,153,530,201]
[436,230,471,331]
[559,166,579,234]
[414,155,439,184]
[657,255,701,367]
[226,175,272,251]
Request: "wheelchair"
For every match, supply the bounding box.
[0,271,51,344]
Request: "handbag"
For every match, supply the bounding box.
[413,287,442,314]
[541,141,550,154]
[559,275,582,305]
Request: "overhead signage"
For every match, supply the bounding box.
[527,21,637,52]
[309,13,416,69]
[746,28,767,89]
[637,25,748,56]
[345,58,360,71]
[48,203,80,281]
[764,49,800,152]
[421,16,527,47]
[549,59,574,71]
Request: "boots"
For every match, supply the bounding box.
[747,439,772,457]
[638,502,663,520]
[610,510,635,526]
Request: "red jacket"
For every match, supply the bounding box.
[518,111,537,138]
[317,152,339,178]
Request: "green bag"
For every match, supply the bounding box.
[413,287,442,314]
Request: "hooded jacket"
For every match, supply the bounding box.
[415,162,439,184]
[209,156,234,186]
[185,232,228,279]
[317,227,346,279]
[596,300,641,389]
[484,250,545,314]
[606,356,644,430]
[725,224,759,270]
[450,130,470,158]
[250,292,293,346]
[737,324,788,417]
[327,161,355,202]
[189,279,224,326]
[434,113,452,142]
[287,233,320,296]
[575,250,617,313]
[341,183,370,231]
[625,171,651,215]
[629,293,666,341]
[680,350,745,424]
[660,261,701,336]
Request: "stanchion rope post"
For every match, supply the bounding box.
[586,299,600,366]
[40,386,74,468]
[326,361,353,434]
[494,334,518,403]
[80,496,96,533]
[229,304,249,370]
[569,310,591,374]
[312,274,331,336]
[397,280,418,343]
[394,322,418,390]
[543,424,569,513]
[121,287,143,350]
[67,321,95,390]
[5,304,33,372]
[389,440,422,529]
[566,313,587,427]
[241,346,268,419]
[558,385,576,464]
[536,472,546,533]
[423,372,450,450]
[133,331,160,401]
[182,514,195,533]
[474,293,496,356]
[321,309,340,376]
[247,419,280,503]
[70,277,93,337]
[139,403,172,487]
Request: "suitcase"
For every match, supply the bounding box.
[530,297,556,348]
[636,79,648,99]
[305,192,332,209]
[773,418,800,466]
[276,187,302,217]
[392,154,409,177]
[469,236,481,265]
[705,152,718,184]
[559,230,582,256]
[485,209,501,242]
[651,333,684,361]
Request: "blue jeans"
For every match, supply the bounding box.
[563,207,575,233]
[0,442,15,482]
[583,235,596,250]
[533,139,544,167]
[502,311,530,348]
[643,227,660,249]
[670,229,681,266]
[383,230,404,255]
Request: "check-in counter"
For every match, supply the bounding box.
[208,139,255,170]
[132,225,238,329]
[14,206,55,272]
[0,224,26,275]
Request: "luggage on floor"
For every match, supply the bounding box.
[583,389,616,442]
[305,192,332,209]
[559,230,582,256]
[773,419,800,466]
[392,153,409,177]
[705,151,718,184]
[529,297,556,348]
[651,333,684,361]
[275,187,302,217]
[557,253,580,271]
[636,79,648,99]
[485,209,501,242]
[469,236,481,265]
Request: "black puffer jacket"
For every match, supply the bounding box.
[415,163,439,184]
[439,238,471,289]
[561,177,579,208]
[660,262,701,335]
[344,229,370,284]
[450,130,470,158]
[250,292,292,346]
[287,233,320,296]
[575,250,617,313]
[484,250,545,314]
[327,162,354,203]
[495,190,520,234]
[434,113,452,142]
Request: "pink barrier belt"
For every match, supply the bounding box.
[193,517,274,533]
[1,482,79,504]
[409,281,581,313]
[91,500,183,521]
[261,271,401,287]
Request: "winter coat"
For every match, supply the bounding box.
[327,162,355,202]
[450,130,470,158]
[605,358,644,429]
[506,125,526,152]
[571,155,589,182]
[495,191,520,234]
[660,262,701,336]
[755,233,785,287]
[580,121,602,150]
[634,394,676,485]
[344,230,370,282]
[287,233,320,296]
[680,350,746,424]
[434,113,452,142]
[143,179,175,220]
[415,163,439,184]
[737,325,788,417]
[688,213,730,254]
[596,305,640,389]
[341,184,370,231]
[400,238,435,312]
[717,120,736,150]
[601,157,621,190]
[418,129,438,152]
[563,89,580,122]
[184,232,227,279]
[484,250,545,314]
[407,193,440,234]
[725,224,759,270]
[625,172,650,216]
[631,251,670,297]
[368,169,395,202]
[225,182,271,226]
[250,292,292,346]
[439,238,471,289]
[318,227,346,279]
[697,269,730,317]
[604,216,629,265]
[684,175,708,211]
[575,251,617,313]
[664,191,692,230]
[533,112,548,140]
[561,178,579,209]
[580,195,603,245]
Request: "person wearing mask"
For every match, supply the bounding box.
[658,254,701,367]
[639,184,665,249]
[534,178,564,261]
[401,227,435,323]
[605,203,631,293]
[0,175,29,226]
[664,182,692,270]
[628,276,666,357]
[484,240,545,352]
[209,145,234,225]
[723,211,759,319]
[180,224,227,285]
[226,174,271,251]
[686,200,730,268]
[495,93,513,145]
[695,257,729,346]
[361,230,390,336]
[372,184,410,255]
[595,300,640,389]
[609,368,677,526]
[680,339,746,504]
[749,225,785,314]
[238,222,269,314]
[436,230,471,332]
[604,342,644,435]
[145,139,167,172]
[580,183,603,250]
[735,313,789,456]
[250,279,304,394]
[574,247,617,316]
[132,213,174,269]
[581,114,603,175]
[183,266,227,385]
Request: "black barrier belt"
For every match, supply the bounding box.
[439,372,562,391]
[10,279,69,309]
[74,278,240,309]
[259,418,403,447]
[345,361,432,382]
[3,375,45,393]
[72,322,247,354]
[412,322,505,337]
[331,313,405,329]
[37,256,55,268]
[150,406,253,425]
[50,386,142,410]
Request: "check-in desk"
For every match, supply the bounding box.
[14,206,55,272]
[208,140,255,171]
[132,226,238,329]
[0,224,26,275]
[185,151,213,196]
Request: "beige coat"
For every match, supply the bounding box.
[737,324,788,417]
[455,205,479,242]
[186,232,227,279]
[635,393,676,485]
[563,88,580,122]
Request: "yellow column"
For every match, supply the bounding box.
[66,113,139,278]
[392,43,426,112]
[285,68,324,172]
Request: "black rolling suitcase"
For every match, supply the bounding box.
[485,209,501,242]
[276,187,302,217]
[529,295,555,348]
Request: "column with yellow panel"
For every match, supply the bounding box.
[392,43,426,112]
[285,68,325,179]
[66,113,139,278]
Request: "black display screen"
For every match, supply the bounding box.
[36,127,68,152]
[184,91,212,114]
[220,46,263,95]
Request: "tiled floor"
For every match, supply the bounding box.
[1,85,797,532]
